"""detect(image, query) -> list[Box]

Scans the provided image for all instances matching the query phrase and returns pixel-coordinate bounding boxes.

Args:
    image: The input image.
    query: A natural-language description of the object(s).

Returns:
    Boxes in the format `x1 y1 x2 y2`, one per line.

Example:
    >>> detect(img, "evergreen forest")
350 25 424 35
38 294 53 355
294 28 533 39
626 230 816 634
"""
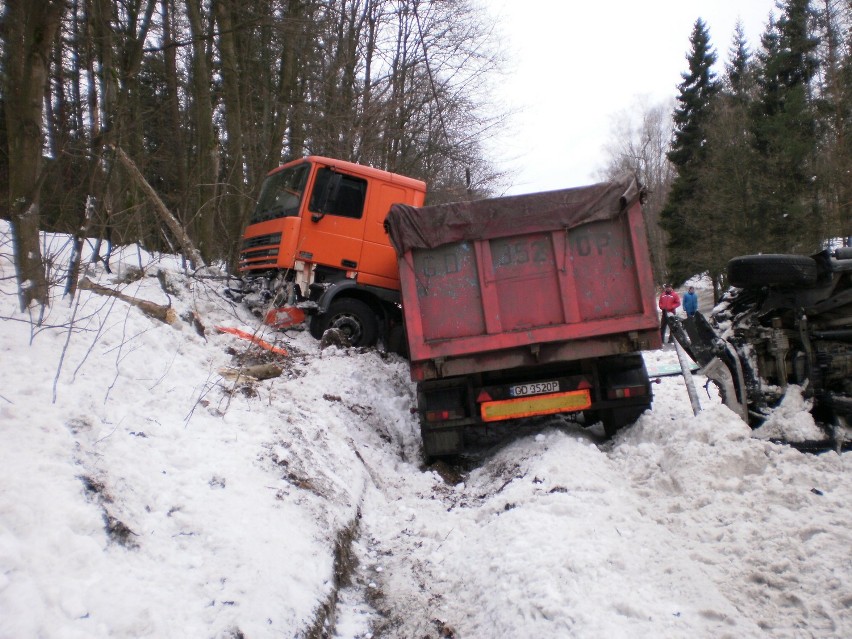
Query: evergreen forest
658 1 851 295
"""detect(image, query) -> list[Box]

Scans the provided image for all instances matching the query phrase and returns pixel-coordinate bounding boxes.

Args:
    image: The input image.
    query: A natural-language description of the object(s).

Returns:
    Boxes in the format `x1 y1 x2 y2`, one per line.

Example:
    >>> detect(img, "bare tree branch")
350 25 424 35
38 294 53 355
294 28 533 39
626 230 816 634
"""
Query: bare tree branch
111 146 206 270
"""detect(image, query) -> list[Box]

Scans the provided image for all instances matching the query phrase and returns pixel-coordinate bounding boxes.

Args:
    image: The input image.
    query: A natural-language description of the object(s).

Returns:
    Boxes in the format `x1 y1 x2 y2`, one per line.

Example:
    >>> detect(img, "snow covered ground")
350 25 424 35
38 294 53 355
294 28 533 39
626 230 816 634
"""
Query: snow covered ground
0 224 849 639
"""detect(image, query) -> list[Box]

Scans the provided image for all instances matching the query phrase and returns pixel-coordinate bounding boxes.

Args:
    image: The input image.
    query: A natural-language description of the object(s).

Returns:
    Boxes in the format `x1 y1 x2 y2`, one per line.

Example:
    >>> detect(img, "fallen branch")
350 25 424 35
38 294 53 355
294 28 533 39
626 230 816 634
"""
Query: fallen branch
78 277 179 326
111 145 206 269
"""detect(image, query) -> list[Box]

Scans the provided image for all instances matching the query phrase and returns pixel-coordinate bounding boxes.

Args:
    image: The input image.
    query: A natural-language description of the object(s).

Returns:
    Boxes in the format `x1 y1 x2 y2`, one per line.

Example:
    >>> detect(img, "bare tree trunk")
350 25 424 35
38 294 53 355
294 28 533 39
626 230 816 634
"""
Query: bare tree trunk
214 0 248 265
89 0 159 249
186 0 219 263
69 0 86 135
88 0 118 263
65 195 96 298
268 0 308 164
356 0 380 164
3 0 66 313
161 0 188 218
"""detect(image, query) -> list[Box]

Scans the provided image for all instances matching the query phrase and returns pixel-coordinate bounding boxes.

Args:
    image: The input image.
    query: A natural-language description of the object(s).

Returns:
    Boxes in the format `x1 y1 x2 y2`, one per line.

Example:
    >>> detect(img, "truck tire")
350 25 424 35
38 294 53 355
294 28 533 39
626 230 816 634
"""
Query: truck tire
315 298 379 347
727 254 818 288
598 357 651 437
601 405 649 438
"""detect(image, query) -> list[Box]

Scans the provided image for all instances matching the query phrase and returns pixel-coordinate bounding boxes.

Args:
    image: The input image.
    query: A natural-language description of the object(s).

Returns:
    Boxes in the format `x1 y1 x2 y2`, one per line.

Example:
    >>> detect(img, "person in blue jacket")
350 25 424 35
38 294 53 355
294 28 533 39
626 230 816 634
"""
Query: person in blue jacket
683 286 698 318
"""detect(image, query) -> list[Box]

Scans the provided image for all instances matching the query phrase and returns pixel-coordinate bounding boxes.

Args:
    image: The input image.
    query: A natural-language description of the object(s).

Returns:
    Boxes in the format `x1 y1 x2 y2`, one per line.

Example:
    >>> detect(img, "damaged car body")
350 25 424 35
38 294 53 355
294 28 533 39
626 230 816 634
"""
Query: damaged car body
669 248 852 451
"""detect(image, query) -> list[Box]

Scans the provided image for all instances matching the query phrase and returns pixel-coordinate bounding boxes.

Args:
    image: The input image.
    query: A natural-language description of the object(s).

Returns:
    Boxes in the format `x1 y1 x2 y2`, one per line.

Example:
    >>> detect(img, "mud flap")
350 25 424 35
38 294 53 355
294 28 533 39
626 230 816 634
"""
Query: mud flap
421 425 464 460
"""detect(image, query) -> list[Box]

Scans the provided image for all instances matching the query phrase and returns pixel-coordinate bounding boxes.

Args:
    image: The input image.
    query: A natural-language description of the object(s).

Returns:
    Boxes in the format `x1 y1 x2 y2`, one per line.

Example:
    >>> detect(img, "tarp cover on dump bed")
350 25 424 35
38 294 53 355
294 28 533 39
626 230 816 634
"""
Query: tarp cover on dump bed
385 173 641 255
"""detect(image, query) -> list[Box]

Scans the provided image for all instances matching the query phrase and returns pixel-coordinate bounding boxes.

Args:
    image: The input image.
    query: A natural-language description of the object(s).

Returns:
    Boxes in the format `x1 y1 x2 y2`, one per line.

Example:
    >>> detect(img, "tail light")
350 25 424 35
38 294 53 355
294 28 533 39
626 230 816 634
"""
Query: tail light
424 409 465 422
607 385 649 399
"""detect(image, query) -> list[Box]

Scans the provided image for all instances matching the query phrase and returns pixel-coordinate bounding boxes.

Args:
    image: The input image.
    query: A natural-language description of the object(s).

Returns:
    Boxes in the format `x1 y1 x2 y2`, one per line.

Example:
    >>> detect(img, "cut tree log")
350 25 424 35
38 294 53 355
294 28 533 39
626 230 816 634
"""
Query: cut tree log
219 364 283 382
78 277 179 326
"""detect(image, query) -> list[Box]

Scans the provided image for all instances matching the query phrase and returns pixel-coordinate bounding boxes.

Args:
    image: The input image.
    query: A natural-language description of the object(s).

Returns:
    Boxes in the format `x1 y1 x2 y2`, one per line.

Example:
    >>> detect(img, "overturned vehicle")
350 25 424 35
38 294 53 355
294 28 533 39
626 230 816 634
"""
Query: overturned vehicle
669 248 852 451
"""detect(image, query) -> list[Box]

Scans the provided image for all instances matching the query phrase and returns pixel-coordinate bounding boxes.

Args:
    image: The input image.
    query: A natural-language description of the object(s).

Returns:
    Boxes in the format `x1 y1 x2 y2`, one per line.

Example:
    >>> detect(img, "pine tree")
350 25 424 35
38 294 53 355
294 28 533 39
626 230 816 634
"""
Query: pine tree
700 23 760 297
668 20 720 168
660 18 720 285
751 0 821 253
726 22 754 100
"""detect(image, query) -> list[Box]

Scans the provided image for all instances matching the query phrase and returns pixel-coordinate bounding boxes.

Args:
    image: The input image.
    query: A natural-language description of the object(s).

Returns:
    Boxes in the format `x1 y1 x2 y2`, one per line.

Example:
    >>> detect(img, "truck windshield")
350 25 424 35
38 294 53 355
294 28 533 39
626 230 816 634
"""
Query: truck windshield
251 163 310 224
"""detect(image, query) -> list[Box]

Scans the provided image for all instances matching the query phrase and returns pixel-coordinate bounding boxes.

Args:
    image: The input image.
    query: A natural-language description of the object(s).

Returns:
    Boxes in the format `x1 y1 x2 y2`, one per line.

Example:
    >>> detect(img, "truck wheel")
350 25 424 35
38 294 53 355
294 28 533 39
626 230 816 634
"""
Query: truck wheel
601 405 649 438
317 298 379 347
727 254 818 288
582 410 600 427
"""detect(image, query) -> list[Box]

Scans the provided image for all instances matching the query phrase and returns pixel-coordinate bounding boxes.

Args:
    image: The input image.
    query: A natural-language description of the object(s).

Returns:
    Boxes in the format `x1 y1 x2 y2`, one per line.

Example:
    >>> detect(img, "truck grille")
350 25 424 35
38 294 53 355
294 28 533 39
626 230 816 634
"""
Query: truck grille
241 248 279 260
242 233 282 251
240 234 282 271
239 246 279 270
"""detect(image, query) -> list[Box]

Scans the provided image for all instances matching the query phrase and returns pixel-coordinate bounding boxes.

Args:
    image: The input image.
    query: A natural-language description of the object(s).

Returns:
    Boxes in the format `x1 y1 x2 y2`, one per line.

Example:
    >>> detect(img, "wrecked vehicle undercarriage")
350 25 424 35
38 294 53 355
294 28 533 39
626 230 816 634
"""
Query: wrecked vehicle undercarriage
669 248 852 451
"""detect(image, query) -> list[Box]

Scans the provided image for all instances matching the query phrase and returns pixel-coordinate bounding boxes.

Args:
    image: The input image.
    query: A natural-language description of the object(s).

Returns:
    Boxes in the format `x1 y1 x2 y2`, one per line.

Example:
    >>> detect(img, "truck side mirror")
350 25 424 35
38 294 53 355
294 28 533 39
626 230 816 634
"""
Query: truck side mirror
311 212 324 223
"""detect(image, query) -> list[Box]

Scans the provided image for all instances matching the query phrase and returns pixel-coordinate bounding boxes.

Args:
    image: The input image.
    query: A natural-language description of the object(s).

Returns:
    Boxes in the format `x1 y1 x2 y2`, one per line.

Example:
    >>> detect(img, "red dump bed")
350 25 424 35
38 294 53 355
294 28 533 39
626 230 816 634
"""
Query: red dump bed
386 174 661 381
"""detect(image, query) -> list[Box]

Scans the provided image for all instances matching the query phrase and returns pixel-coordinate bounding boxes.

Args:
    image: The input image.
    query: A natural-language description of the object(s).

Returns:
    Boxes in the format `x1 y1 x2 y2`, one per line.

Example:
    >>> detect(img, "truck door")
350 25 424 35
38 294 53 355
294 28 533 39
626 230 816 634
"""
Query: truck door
299 167 368 271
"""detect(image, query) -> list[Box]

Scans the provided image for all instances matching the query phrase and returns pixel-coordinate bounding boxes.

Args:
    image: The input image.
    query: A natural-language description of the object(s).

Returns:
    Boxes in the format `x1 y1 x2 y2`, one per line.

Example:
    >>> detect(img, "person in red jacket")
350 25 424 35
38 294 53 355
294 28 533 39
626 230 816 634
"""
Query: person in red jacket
658 284 681 344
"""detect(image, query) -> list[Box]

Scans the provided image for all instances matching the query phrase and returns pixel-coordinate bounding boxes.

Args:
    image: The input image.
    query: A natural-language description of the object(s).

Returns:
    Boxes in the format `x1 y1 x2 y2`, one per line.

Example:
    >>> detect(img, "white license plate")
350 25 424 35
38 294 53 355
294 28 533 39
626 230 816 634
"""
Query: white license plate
509 380 560 397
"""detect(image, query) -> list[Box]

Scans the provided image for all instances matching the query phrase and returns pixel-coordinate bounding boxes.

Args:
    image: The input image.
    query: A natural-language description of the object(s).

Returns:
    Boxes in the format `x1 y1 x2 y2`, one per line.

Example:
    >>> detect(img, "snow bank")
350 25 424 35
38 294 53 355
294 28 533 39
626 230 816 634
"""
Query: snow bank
1 222 849 638
0 226 369 637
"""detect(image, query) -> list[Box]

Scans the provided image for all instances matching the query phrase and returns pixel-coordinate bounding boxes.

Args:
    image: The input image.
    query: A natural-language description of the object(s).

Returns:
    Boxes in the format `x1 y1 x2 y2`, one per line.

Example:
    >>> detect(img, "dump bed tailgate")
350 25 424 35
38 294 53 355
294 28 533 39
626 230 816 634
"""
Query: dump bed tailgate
386 175 661 381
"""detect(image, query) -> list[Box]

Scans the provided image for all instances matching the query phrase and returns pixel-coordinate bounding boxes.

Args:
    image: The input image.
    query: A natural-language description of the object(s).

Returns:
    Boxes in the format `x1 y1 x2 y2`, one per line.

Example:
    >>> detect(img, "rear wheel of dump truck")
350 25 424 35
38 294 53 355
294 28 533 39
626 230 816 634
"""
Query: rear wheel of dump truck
314 298 379 347
600 405 649 438
596 356 652 438
728 254 818 288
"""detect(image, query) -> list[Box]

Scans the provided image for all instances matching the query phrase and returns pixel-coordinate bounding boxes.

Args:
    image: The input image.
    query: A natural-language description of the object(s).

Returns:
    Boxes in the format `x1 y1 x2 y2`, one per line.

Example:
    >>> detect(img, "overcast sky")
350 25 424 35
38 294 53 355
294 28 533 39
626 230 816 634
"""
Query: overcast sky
482 0 780 194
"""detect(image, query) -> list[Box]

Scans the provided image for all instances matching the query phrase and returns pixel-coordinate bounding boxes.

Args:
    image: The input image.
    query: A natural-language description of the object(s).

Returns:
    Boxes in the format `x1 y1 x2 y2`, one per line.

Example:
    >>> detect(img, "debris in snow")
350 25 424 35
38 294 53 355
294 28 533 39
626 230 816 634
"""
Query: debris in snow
79 276 179 325
215 325 288 355
319 327 352 351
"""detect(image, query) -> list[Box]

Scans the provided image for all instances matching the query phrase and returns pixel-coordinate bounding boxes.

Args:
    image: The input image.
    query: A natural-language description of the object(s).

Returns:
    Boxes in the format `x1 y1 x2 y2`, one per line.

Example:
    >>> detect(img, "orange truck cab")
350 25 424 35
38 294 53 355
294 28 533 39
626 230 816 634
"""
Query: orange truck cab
239 156 427 346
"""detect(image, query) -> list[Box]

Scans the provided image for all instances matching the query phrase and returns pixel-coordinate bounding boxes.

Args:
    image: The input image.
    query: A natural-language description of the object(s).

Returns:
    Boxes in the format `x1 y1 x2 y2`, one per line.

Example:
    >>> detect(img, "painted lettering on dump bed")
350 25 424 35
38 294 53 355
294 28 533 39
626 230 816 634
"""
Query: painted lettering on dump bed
572 230 612 257
568 220 641 318
489 233 562 329
412 242 485 340
492 237 551 267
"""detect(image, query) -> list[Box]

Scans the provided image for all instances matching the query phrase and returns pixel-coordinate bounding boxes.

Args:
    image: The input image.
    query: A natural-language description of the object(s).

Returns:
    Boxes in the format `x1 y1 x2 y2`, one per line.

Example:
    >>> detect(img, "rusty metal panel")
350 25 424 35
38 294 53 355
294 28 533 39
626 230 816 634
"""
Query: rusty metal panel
488 233 564 330
400 195 661 378
411 241 485 341
567 218 642 321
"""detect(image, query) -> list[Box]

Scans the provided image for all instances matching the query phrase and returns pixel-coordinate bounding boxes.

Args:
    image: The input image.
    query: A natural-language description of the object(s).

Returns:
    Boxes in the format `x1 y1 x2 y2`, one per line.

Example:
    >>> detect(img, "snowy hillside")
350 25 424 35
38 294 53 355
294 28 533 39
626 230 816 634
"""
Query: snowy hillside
0 224 849 639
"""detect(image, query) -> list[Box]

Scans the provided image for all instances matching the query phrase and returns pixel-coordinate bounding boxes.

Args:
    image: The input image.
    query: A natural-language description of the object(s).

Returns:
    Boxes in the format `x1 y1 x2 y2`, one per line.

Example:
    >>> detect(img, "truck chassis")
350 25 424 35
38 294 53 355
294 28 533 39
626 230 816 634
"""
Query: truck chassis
669 248 852 451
